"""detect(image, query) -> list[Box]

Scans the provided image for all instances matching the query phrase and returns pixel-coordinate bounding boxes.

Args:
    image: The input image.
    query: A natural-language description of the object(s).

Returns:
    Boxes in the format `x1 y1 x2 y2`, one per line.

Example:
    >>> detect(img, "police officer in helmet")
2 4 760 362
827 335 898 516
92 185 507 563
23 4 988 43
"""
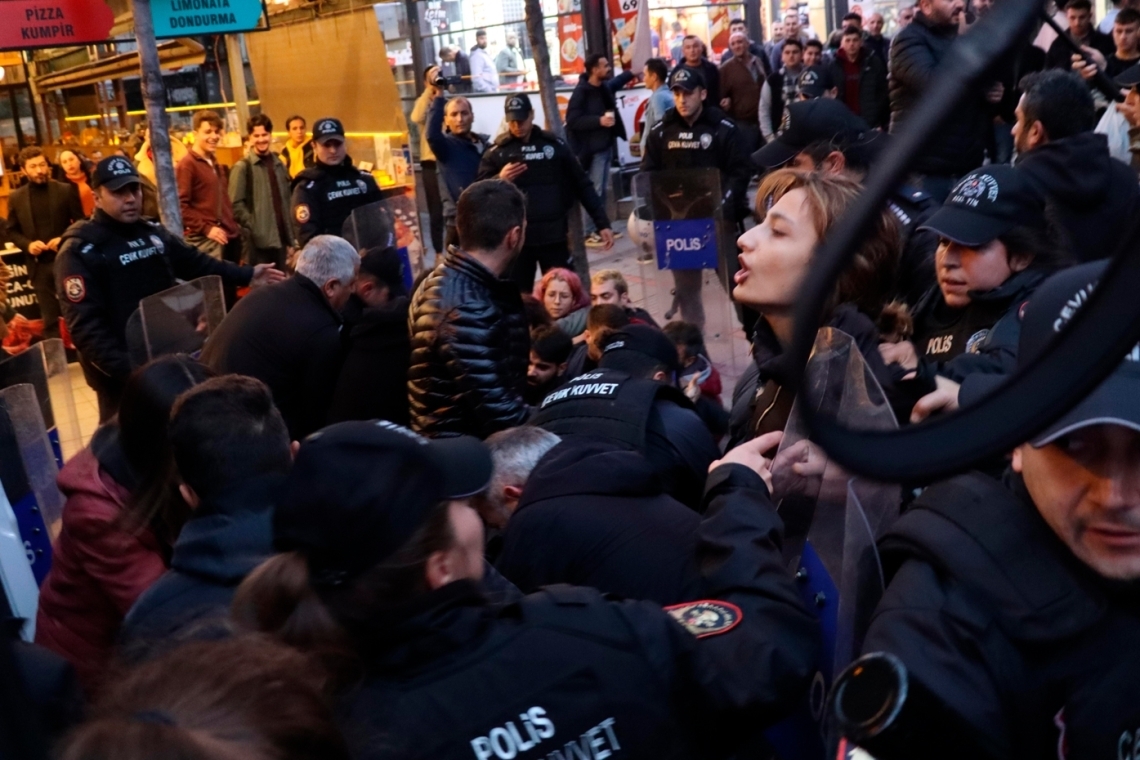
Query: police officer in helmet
640 67 753 331
290 117 384 246
863 260 1140 758
477 93 614 292
533 324 720 509
241 419 818 760
54 156 285 420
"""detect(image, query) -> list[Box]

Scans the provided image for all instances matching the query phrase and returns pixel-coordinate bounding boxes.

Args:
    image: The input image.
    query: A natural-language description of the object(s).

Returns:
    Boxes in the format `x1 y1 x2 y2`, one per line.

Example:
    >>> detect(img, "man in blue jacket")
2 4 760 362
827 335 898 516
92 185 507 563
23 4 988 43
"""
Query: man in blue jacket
426 92 491 251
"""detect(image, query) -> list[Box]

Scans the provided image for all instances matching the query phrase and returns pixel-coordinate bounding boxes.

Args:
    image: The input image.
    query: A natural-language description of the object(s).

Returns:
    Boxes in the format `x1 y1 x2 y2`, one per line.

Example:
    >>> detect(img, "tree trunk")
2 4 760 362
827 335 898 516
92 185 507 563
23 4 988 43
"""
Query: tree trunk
131 0 182 232
523 0 589 281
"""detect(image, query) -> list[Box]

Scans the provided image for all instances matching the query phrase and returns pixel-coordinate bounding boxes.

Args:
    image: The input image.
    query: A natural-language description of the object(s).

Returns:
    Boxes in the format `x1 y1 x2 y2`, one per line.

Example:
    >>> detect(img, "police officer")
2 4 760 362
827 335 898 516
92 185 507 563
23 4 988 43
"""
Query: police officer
640 68 752 330
477 93 614 292
252 420 818 760
533 324 720 510
291 117 384 246
750 98 939 305
863 261 1140 758
55 156 284 420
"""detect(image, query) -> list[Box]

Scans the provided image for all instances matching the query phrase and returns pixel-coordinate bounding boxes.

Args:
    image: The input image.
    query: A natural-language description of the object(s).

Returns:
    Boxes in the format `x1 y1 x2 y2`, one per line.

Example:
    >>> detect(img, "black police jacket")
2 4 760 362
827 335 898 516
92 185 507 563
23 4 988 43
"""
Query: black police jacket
338 464 819 760
887 184 939 306
531 368 720 510
200 274 345 440
408 249 530 438
496 437 702 604
864 471 1140 758
54 209 251 381
290 159 384 246
329 295 412 427
640 105 753 223
476 127 610 247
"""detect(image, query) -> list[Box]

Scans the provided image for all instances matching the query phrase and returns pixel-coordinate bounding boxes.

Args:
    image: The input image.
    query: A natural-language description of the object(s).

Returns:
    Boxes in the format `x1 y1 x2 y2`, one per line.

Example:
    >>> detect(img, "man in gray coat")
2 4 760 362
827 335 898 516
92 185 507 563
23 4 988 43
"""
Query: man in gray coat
229 114 297 270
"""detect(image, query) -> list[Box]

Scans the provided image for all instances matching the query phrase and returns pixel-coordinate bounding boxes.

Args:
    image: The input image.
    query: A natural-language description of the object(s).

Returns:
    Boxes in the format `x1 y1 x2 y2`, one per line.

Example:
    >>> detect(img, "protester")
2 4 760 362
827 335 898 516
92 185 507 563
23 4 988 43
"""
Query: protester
408 180 531 438
56 156 283 420
290 117 384 246
562 302 631 377
1013 69 1140 263
664 319 729 439
477 94 613 291
468 29 498 92
1047 0 1114 70
728 169 900 448
889 0 1001 200
5 146 84 339
566 54 634 247
525 325 573 404
233 420 818 759
495 31 526 86
229 114 296 271
426 89 492 251
410 71 446 256
521 292 554 335
329 247 412 426
177 110 241 262
57 149 95 217
590 268 657 325
879 165 1070 424
826 25 890 129
120 375 292 658
641 58 676 137
202 235 355 440
863 260 1140 759
533 267 590 338
719 32 766 151
865 12 891 63
477 426 562 546
58 637 350 760
35 357 213 694
280 115 314 179
760 37 805 141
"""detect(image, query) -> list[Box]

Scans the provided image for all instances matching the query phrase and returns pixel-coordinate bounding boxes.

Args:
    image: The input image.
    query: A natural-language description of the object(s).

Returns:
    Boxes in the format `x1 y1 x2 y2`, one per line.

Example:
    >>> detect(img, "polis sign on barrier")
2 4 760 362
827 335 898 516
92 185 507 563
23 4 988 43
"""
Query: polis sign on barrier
151 0 265 39
0 0 115 50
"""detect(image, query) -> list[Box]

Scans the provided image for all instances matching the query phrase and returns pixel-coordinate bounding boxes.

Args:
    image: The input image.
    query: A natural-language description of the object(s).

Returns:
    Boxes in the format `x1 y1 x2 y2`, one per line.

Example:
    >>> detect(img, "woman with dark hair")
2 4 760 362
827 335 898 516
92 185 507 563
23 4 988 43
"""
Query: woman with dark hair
56 149 95 217
533 267 591 338
35 355 214 694
727 168 902 448
58 636 351 760
878 165 1070 423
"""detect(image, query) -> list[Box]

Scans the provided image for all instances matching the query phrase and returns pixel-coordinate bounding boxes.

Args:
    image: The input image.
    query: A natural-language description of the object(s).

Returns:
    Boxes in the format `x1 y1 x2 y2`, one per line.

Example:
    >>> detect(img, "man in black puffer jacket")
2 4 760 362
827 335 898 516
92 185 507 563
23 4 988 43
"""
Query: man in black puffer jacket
889 0 999 199
1013 69 1140 263
408 180 531 438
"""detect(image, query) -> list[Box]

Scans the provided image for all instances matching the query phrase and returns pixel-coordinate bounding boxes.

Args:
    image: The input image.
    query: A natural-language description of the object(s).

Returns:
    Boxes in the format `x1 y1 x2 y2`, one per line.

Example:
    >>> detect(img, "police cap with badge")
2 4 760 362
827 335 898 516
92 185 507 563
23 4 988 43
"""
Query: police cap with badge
668 67 706 92
312 117 346 145
504 93 533 121
917 165 1046 248
796 65 835 100
91 155 141 190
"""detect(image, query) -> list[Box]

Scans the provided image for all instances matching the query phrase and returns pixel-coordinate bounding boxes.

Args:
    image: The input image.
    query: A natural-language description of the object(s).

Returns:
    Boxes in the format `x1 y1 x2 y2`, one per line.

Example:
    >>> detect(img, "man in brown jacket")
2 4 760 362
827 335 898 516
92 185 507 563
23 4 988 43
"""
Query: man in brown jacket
719 31 765 152
177 110 242 262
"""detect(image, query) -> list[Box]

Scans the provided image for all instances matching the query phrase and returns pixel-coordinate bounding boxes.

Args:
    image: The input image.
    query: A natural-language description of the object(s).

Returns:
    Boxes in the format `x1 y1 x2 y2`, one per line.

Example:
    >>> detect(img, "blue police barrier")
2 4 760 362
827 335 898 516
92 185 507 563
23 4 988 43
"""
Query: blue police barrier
0 384 65 592
0 340 81 469
763 328 900 760
124 275 227 367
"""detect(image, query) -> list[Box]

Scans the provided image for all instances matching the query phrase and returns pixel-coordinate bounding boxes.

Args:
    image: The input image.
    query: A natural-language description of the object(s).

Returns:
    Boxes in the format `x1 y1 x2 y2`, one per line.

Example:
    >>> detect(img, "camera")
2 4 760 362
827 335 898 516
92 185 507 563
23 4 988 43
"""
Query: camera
433 74 460 88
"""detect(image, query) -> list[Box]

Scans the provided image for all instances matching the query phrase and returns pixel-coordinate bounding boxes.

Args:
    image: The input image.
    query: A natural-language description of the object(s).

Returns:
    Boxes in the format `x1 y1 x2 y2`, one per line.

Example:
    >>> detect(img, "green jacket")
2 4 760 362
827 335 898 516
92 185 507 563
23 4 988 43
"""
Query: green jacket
228 149 297 250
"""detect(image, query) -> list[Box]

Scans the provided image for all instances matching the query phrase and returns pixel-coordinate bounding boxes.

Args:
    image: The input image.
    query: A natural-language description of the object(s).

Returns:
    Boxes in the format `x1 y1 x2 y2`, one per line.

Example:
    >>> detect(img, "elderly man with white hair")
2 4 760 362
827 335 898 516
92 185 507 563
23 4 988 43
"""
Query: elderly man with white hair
202 234 360 438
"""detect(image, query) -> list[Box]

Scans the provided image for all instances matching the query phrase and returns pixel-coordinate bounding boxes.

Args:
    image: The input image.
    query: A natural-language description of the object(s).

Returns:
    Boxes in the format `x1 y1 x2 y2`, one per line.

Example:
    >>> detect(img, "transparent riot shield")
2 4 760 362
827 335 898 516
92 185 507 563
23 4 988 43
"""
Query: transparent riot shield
764 328 901 760
0 384 65 595
630 169 747 376
0 339 81 469
124 276 226 367
342 199 420 293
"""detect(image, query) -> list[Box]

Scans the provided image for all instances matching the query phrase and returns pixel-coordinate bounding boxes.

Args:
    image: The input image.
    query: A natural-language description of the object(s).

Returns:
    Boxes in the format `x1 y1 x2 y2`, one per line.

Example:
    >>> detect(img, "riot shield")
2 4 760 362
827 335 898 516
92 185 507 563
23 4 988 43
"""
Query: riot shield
0 340 81 469
0 384 65 594
124 276 227 367
341 198 421 292
630 169 747 375
764 328 900 760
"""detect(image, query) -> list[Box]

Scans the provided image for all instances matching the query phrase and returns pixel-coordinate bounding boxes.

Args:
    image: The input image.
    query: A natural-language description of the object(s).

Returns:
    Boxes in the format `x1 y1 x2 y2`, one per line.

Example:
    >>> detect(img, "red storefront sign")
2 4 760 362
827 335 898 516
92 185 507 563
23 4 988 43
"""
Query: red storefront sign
0 0 115 51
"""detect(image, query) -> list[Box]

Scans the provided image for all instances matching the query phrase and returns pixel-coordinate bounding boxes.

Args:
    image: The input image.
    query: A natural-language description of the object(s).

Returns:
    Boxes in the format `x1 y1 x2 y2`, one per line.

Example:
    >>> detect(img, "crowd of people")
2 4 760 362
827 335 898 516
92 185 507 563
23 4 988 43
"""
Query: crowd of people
4 0 1140 758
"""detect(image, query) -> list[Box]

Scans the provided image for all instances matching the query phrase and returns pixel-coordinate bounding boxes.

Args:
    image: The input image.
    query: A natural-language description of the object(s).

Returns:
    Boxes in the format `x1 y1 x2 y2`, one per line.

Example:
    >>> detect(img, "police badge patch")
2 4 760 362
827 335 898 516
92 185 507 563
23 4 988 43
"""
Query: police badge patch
543 144 555 159
699 133 713 150
664 600 742 638
295 204 311 223
150 235 164 253
64 275 86 303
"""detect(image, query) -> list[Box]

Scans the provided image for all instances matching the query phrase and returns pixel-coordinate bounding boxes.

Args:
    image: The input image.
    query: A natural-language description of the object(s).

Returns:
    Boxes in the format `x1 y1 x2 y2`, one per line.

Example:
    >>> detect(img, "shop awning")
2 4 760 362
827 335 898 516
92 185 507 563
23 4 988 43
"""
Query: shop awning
33 38 206 90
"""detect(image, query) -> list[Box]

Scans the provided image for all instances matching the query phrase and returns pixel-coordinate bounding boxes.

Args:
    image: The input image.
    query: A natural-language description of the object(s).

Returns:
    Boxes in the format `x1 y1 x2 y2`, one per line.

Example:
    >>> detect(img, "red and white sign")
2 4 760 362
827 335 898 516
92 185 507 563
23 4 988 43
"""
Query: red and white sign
0 0 115 50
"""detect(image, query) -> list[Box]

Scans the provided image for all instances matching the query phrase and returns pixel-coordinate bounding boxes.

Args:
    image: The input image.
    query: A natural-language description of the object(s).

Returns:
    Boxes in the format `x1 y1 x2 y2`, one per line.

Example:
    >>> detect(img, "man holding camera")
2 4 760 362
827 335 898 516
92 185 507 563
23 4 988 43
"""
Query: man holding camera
425 67 492 251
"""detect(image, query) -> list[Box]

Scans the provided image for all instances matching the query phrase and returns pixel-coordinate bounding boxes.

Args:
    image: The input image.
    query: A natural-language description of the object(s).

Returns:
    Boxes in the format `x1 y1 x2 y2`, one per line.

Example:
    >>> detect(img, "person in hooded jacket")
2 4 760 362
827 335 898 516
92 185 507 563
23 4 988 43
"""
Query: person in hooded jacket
35 357 213 695
1013 69 1140 263
329 247 412 426
120 376 292 662
727 169 901 451
878 165 1071 425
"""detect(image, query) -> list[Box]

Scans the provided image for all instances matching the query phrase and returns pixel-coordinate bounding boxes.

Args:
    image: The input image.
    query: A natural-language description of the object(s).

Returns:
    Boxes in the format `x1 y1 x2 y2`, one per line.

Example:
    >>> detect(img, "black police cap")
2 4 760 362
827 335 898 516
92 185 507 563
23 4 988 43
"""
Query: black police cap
91 156 141 191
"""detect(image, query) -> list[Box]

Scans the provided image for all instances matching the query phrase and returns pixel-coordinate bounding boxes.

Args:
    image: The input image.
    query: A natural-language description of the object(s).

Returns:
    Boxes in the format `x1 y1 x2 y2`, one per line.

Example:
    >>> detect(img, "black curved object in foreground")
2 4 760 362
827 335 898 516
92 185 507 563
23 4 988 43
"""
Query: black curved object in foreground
787 0 1140 481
